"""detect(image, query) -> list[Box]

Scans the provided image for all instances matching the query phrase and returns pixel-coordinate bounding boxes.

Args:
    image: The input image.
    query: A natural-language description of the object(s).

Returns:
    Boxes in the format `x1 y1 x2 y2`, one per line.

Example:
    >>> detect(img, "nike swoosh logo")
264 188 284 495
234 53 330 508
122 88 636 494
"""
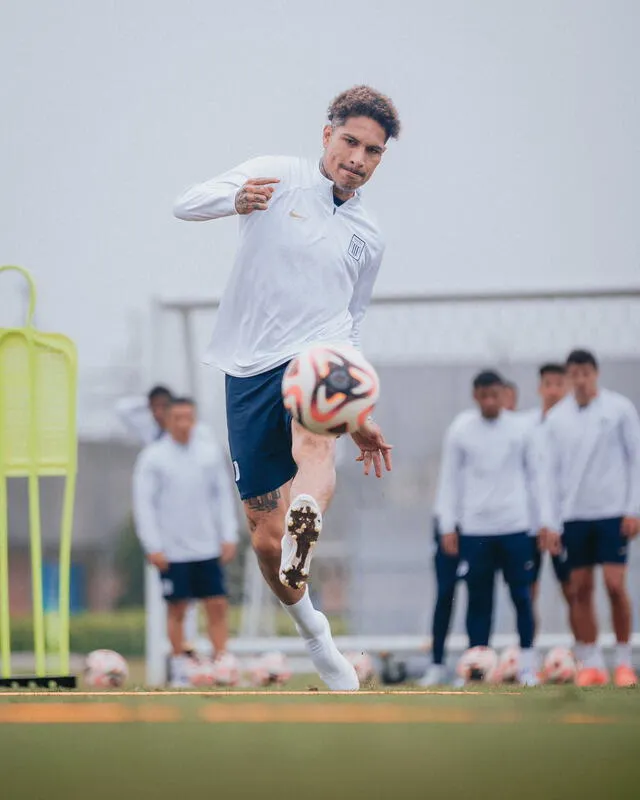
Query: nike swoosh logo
289 210 307 220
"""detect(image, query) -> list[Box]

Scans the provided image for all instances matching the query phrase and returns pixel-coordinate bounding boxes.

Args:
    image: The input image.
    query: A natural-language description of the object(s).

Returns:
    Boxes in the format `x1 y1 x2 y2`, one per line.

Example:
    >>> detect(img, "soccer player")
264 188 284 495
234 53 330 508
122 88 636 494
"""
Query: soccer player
503 380 518 412
133 398 238 687
173 86 399 691
116 385 173 444
520 364 578 637
543 350 640 687
437 371 557 685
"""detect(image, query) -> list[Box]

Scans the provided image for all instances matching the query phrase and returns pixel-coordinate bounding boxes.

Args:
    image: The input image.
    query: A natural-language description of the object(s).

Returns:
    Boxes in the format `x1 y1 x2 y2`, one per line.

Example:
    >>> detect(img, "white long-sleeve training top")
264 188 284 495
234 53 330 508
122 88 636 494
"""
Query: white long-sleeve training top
543 389 640 526
437 410 554 536
133 434 238 562
173 155 385 377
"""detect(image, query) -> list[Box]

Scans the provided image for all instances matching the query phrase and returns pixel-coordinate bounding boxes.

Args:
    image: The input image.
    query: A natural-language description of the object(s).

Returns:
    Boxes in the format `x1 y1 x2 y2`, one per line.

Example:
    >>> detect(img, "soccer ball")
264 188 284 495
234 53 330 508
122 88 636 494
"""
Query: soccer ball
249 651 292 687
281 342 380 435
211 652 240 687
542 647 577 684
345 651 376 683
456 646 499 684
84 649 128 688
496 646 521 683
185 657 216 687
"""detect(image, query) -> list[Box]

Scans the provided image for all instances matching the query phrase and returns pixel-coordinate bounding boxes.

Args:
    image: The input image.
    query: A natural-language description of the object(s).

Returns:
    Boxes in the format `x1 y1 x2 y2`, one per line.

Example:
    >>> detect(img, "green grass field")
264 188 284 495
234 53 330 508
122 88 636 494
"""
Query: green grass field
1 681 639 799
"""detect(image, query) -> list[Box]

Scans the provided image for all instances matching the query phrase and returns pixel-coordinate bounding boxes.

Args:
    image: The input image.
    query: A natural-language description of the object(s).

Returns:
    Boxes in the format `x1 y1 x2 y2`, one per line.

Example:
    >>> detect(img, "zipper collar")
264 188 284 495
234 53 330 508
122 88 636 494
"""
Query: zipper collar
315 158 362 211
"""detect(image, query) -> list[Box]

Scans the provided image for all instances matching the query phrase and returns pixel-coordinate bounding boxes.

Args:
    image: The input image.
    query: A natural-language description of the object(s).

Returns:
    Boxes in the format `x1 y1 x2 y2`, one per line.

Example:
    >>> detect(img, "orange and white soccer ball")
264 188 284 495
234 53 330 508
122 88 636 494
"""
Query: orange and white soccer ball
345 651 376 683
456 646 499 684
249 651 292 687
542 647 577 684
186 657 216 687
281 342 380 436
211 652 240 687
496 646 521 683
84 649 129 688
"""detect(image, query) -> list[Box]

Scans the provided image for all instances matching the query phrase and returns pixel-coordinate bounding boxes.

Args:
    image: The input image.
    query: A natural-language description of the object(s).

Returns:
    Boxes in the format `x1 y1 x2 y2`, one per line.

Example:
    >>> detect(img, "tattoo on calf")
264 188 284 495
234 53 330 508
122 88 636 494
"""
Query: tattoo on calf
247 490 281 512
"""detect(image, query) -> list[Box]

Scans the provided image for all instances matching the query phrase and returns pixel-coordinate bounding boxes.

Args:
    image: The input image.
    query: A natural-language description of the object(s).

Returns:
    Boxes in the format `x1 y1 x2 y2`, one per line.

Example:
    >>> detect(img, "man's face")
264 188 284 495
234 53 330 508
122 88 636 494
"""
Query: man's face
539 372 567 409
166 403 195 444
474 385 503 419
149 395 171 429
567 363 599 403
322 116 387 195
502 385 517 411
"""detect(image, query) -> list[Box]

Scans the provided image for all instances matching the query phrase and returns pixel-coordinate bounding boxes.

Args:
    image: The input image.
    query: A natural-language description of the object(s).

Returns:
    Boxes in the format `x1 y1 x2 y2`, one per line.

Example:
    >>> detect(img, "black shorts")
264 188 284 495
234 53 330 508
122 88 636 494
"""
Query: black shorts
562 517 627 569
161 558 226 603
225 362 297 500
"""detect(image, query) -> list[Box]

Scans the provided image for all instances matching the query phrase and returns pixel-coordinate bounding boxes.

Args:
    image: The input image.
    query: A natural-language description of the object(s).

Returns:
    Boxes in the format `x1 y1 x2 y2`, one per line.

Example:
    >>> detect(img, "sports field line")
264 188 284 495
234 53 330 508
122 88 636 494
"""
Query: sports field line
0 703 629 725
0 689 521 698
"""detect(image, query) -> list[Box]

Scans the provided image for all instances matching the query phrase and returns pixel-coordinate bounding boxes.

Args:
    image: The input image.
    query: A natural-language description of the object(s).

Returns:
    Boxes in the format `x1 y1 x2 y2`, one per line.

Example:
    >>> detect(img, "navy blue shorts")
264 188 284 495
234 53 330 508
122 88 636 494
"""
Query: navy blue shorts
562 517 627 569
225 362 297 500
532 547 571 584
433 519 460 593
459 532 536 586
161 558 226 603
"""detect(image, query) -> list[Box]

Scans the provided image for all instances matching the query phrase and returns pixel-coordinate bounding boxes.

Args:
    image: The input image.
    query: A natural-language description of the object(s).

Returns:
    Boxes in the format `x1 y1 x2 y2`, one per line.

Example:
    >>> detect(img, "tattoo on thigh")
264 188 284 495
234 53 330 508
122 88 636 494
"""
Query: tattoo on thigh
247 490 281 512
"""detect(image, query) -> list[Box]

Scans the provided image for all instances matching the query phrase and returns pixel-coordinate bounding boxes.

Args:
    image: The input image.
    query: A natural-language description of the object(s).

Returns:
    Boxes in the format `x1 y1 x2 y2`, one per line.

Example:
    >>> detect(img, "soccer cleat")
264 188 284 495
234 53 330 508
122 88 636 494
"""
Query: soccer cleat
417 664 448 687
280 494 322 589
575 667 609 687
518 669 540 687
613 665 638 688
301 613 359 691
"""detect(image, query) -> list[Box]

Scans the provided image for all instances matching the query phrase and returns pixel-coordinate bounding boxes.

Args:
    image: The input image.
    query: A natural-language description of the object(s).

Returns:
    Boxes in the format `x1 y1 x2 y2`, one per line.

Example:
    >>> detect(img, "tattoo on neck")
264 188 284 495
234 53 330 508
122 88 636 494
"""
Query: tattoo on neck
247 490 281 513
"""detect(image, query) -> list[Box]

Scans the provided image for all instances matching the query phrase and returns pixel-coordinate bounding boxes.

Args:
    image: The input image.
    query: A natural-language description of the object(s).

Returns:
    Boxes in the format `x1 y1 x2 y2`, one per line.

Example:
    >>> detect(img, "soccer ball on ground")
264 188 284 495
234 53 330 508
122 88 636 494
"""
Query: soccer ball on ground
84 649 129 688
496 646 520 683
249 651 292 687
541 647 577 684
345 651 376 683
185 656 216 687
456 646 499 684
211 652 240 687
281 342 380 436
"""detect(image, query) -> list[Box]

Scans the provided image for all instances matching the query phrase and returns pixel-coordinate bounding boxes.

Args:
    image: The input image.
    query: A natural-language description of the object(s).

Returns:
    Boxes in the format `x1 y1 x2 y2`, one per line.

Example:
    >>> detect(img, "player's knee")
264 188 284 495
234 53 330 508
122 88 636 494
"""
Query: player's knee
291 426 334 468
167 602 188 622
251 524 281 564
604 574 626 602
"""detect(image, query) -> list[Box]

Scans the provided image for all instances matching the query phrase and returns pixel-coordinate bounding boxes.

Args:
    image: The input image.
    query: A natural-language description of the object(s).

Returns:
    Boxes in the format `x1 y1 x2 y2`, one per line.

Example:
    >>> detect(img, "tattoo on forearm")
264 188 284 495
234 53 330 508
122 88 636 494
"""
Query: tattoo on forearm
247 490 281 512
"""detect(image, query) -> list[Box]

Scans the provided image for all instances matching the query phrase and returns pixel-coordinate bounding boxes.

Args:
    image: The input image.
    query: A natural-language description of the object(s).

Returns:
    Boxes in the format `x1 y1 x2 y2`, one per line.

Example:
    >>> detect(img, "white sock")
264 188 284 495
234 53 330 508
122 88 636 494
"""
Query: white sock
582 644 606 670
280 588 325 639
574 642 587 665
519 648 537 673
615 642 632 668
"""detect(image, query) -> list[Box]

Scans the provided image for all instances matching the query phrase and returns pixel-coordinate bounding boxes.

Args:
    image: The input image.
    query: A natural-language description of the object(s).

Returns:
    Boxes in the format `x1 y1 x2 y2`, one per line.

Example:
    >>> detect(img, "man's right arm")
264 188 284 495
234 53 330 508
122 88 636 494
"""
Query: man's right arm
173 156 285 221
437 424 462 554
132 449 166 568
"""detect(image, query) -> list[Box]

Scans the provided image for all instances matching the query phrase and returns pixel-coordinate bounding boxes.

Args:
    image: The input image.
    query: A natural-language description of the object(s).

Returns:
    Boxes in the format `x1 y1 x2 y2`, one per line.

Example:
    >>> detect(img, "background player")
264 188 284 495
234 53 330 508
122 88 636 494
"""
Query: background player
133 398 238 687
173 86 400 690
438 371 557 685
520 363 578 637
544 350 640 686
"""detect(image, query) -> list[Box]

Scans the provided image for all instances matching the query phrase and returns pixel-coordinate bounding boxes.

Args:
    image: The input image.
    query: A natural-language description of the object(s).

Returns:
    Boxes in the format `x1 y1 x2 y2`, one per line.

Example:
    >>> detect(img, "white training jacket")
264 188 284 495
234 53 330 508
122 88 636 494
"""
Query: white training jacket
437 410 554 536
173 155 385 377
133 433 238 562
543 389 640 526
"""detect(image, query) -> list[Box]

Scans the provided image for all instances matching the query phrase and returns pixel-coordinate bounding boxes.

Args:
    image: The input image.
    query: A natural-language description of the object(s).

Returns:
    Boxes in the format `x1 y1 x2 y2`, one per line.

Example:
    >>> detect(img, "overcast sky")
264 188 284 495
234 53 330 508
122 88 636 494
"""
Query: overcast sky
2 0 639 380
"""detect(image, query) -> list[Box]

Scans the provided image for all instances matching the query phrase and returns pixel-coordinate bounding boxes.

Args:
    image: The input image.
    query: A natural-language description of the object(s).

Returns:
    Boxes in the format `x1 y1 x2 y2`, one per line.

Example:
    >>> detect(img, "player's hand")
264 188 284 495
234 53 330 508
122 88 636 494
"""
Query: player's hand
234 177 280 214
148 552 169 572
441 532 459 556
351 418 393 478
221 543 237 564
538 528 562 555
621 516 640 539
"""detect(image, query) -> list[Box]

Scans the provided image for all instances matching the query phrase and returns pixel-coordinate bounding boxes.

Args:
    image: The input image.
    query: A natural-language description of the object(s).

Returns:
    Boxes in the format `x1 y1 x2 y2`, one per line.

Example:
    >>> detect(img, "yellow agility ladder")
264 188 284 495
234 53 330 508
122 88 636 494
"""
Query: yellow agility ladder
0 266 78 687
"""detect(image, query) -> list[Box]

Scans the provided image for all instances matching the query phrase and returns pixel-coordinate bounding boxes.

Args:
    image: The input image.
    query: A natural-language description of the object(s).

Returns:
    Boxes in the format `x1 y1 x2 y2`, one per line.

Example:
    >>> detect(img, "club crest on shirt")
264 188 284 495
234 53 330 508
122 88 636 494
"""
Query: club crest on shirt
348 234 365 261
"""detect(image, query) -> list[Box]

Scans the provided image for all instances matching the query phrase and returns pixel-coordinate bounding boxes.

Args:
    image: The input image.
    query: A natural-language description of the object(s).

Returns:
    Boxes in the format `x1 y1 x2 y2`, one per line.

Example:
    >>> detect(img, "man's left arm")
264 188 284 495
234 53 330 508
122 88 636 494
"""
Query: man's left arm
210 445 240 562
620 399 640 537
524 426 562 553
348 241 384 351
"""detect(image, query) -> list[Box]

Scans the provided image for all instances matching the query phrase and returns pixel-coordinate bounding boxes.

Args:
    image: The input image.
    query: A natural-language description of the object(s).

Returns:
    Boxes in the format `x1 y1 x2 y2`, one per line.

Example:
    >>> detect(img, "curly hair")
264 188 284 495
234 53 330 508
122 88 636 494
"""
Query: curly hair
327 85 401 141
